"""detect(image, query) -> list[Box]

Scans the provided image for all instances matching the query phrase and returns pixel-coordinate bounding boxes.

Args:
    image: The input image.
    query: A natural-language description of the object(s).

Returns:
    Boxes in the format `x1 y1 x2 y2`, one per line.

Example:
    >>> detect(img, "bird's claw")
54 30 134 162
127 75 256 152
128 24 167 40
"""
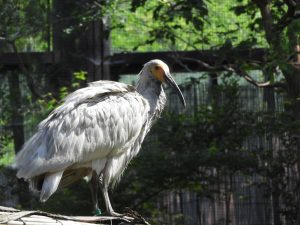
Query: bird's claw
109 211 125 217
106 208 150 224
123 208 151 225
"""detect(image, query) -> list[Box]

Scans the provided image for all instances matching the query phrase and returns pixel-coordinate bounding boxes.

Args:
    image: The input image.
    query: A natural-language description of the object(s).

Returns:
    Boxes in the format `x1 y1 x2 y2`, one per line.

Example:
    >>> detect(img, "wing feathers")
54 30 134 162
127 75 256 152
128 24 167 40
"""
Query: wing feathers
14 81 150 180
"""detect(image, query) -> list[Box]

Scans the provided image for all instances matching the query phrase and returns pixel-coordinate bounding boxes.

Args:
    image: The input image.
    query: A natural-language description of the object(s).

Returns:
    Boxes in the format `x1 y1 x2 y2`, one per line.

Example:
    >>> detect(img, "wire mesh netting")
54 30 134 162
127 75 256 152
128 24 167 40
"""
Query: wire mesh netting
118 72 291 225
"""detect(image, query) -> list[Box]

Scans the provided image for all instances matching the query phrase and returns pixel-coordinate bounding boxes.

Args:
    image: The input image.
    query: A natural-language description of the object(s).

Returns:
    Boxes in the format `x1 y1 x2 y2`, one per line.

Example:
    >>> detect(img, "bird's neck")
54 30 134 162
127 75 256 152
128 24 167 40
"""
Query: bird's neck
136 72 166 120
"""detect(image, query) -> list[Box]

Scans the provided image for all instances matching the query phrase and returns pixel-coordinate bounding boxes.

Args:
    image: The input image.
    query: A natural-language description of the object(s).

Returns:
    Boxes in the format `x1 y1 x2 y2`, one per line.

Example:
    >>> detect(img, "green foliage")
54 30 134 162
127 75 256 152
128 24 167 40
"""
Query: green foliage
0 74 15 165
108 0 267 52
58 71 88 99
0 141 14 166
26 70 88 123
72 71 87 88
0 69 87 167
0 68 90 211
0 0 49 51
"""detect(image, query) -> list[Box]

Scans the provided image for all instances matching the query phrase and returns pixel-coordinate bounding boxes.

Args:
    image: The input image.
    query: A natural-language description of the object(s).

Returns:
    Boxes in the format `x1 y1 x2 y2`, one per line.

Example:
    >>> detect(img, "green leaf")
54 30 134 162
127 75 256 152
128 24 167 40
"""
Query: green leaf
73 71 87 81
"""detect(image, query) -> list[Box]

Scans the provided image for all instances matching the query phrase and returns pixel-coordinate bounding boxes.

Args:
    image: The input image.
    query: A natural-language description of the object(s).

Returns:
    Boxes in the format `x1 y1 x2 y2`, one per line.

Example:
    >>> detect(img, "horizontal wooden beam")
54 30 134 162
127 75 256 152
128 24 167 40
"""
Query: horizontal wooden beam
0 205 149 225
109 48 266 77
0 52 60 67
0 48 266 79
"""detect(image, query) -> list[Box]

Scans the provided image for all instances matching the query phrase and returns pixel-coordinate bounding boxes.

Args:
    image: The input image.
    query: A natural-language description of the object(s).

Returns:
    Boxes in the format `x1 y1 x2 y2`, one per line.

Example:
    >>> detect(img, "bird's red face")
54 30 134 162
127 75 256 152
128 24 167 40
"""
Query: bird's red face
151 63 168 82
150 61 186 107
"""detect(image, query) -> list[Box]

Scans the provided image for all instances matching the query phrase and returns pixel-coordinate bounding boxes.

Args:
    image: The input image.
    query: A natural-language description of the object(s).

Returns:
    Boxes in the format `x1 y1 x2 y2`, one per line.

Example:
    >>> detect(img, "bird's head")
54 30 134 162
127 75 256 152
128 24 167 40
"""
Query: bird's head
144 59 186 107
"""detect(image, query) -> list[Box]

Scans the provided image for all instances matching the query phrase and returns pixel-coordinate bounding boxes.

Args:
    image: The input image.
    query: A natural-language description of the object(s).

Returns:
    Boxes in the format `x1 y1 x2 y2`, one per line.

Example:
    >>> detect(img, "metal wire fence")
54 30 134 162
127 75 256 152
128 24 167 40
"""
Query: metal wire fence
0 69 293 224
131 72 289 225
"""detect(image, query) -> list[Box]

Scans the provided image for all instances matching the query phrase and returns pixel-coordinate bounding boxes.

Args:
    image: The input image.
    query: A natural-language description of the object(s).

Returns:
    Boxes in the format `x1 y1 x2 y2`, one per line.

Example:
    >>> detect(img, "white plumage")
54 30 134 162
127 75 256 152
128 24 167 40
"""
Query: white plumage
14 59 185 216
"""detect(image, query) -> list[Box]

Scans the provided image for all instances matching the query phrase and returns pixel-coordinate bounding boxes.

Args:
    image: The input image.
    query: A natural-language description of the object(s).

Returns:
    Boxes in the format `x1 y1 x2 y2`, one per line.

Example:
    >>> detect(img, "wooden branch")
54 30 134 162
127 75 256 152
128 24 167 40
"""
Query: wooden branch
0 206 151 225
174 55 285 88
172 55 232 72
234 68 271 87
235 66 286 88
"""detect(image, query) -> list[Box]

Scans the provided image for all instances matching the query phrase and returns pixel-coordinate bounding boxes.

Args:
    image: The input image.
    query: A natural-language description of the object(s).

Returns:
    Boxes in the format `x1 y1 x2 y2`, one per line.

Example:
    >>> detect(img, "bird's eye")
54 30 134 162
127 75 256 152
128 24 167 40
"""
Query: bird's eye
155 66 160 70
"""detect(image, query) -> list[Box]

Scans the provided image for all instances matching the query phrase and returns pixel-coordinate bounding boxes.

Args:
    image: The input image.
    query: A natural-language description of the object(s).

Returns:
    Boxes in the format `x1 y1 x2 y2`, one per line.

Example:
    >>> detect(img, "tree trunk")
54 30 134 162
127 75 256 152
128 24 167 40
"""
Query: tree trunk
7 71 24 154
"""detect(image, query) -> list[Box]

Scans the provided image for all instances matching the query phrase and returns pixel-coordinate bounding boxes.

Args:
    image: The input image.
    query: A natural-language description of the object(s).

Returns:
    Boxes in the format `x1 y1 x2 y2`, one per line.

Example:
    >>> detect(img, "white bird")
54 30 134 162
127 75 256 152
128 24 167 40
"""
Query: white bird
14 59 186 216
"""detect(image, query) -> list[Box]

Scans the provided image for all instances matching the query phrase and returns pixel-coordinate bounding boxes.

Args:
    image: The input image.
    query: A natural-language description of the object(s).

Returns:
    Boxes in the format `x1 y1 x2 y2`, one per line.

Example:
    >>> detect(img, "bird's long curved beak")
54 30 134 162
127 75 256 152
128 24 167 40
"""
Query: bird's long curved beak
165 73 186 108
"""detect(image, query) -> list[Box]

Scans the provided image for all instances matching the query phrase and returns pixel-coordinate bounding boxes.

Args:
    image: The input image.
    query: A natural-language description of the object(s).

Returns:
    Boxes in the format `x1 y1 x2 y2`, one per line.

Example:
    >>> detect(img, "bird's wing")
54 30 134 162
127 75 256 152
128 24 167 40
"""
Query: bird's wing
14 81 150 179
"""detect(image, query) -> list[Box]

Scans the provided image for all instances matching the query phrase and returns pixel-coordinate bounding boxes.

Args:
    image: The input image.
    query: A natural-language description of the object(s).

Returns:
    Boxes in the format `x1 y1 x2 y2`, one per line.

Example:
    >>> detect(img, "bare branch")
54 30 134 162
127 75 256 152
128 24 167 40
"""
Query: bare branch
235 68 271 87
173 55 229 71
172 55 194 73
172 55 285 89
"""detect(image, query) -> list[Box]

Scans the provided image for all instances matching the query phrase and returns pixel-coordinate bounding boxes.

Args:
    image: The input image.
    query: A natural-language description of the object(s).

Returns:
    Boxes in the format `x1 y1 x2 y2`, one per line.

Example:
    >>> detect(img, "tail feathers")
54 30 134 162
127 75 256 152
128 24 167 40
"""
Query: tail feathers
58 168 91 190
40 171 64 202
29 175 45 192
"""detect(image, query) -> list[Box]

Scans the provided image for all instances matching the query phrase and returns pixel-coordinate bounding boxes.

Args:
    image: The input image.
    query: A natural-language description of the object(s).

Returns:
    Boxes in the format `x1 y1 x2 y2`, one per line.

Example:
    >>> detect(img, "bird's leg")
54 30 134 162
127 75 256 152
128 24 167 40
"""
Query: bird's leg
99 176 149 224
88 171 101 216
100 182 123 217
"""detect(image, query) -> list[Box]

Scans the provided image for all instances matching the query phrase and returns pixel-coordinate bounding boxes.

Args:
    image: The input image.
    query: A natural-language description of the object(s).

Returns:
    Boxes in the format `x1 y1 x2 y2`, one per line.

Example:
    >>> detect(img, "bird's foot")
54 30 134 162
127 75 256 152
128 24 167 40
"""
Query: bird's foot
108 210 124 217
105 208 150 224
93 208 102 216
123 207 151 225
